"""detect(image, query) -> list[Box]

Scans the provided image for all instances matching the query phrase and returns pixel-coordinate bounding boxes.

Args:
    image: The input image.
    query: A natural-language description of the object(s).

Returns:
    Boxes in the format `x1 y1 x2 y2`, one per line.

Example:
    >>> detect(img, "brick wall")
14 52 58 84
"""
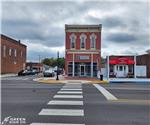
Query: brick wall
0 34 26 74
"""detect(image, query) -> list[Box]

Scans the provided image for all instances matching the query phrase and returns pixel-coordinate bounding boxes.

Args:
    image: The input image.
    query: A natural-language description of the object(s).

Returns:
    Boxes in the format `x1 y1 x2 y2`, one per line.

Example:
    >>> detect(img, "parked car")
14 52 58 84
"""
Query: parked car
18 69 36 76
18 70 26 76
43 69 55 77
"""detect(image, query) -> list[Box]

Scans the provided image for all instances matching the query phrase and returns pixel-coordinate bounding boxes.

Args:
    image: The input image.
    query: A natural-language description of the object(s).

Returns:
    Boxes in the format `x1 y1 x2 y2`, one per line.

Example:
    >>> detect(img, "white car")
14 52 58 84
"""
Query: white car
43 69 55 77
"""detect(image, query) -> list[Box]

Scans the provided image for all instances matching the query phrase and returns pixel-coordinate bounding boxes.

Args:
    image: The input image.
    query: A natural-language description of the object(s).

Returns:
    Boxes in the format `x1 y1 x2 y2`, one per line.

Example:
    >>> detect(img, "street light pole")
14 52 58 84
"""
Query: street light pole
56 51 59 80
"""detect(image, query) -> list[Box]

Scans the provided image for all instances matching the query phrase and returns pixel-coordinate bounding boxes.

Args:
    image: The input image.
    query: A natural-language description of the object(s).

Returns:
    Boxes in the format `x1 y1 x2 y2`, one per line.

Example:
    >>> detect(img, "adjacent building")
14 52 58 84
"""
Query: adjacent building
137 53 150 78
65 24 102 77
26 62 43 72
1 34 26 74
107 55 136 78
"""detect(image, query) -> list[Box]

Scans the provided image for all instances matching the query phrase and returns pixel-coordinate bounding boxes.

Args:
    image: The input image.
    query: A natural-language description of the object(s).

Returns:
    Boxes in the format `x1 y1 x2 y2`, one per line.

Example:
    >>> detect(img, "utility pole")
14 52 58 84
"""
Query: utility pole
38 55 41 73
56 51 59 80
38 55 41 64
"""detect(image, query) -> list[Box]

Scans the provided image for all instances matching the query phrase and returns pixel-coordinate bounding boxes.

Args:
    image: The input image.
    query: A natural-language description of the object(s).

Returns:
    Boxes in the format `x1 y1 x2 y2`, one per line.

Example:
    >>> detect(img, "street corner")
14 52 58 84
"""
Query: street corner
33 77 64 84
33 77 109 84
88 80 109 84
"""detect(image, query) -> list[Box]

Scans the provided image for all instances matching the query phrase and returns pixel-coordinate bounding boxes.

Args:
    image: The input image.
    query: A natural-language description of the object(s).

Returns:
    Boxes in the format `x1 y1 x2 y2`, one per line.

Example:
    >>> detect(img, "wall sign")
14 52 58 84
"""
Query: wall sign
77 55 90 60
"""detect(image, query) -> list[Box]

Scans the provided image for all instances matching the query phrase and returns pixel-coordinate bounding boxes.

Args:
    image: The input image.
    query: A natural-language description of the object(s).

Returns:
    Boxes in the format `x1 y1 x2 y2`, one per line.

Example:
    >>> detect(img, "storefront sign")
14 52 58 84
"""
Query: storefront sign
109 57 134 64
78 56 90 60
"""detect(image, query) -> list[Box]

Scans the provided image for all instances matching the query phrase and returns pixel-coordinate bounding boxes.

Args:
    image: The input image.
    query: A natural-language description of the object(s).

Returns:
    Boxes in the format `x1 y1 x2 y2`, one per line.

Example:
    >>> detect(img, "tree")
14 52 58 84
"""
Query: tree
42 57 65 68
42 58 51 66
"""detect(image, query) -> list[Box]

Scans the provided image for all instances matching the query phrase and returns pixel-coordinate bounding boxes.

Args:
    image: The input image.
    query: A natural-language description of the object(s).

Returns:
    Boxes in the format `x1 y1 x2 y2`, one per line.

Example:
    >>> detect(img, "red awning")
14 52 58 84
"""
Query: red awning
109 57 134 64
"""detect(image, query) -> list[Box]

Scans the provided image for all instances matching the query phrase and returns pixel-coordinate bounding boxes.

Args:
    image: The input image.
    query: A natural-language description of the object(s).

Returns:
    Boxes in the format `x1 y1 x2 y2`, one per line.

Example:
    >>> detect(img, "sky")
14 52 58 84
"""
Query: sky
1 0 150 62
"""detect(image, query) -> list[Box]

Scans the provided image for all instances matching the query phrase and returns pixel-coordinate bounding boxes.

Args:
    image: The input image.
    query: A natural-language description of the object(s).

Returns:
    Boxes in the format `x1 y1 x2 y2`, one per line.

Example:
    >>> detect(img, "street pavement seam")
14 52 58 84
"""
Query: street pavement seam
31 83 85 125
93 84 118 101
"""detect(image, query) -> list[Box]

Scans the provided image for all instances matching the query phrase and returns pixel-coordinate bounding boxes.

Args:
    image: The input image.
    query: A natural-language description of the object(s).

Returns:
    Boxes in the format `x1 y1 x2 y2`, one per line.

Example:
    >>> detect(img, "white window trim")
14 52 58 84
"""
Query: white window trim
90 33 96 49
70 33 76 49
80 33 87 49
14 49 17 57
3 45 6 57
9 48 12 56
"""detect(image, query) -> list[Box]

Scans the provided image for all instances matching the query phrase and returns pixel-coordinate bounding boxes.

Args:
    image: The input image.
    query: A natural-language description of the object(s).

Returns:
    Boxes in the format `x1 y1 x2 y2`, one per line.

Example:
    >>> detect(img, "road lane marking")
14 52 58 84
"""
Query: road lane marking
106 87 150 91
61 88 82 91
54 95 83 98
31 123 85 125
62 86 82 89
48 100 83 105
38 109 84 116
111 99 150 105
57 91 82 94
93 84 118 101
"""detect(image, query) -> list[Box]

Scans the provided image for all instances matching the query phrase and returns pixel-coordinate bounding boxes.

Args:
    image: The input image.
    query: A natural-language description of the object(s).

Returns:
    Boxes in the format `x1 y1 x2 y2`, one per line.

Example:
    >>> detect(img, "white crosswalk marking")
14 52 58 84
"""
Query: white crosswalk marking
48 100 83 105
31 123 85 125
31 83 85 125
54 95 83 98
57 91 82 94
39 109 84 116
61 88 82 91
93 84 118 100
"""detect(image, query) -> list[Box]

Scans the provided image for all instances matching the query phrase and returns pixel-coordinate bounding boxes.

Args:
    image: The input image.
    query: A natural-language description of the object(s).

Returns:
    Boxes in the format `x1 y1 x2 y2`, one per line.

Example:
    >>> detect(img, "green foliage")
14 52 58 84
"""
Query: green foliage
101 57 106 64
42 57 65 68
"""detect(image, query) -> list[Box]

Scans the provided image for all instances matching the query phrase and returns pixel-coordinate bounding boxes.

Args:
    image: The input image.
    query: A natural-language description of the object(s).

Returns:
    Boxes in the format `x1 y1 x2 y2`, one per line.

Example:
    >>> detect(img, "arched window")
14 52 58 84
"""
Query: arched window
70 33 76 49
90 33 96 49
80 33 87 49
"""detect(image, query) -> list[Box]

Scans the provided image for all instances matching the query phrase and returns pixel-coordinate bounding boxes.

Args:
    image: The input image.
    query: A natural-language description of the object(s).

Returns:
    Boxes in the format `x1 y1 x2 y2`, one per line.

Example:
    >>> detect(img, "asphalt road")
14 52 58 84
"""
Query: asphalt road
1 76 150 125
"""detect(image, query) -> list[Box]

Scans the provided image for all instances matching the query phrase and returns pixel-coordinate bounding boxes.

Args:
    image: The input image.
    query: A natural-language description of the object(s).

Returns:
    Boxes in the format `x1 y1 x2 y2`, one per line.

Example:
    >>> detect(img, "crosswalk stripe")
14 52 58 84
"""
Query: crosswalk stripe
62 86 82 89
30 123 85 125
63 84 82 86
57 91 82 94
93 84 118 101
38 109 84 116
54 95 83 98
48 100 83 105
61 88 82 91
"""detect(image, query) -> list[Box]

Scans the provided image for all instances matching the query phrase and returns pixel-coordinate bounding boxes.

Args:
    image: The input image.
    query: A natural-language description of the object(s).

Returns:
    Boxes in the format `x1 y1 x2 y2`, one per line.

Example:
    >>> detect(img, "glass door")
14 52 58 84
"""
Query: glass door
80 65 85 76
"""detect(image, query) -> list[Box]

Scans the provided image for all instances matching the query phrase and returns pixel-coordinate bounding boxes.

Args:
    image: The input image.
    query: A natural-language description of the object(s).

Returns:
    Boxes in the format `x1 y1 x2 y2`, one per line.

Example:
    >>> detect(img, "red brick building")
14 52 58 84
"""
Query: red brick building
1 34 26 74
65 24 102 77
26 62 43 72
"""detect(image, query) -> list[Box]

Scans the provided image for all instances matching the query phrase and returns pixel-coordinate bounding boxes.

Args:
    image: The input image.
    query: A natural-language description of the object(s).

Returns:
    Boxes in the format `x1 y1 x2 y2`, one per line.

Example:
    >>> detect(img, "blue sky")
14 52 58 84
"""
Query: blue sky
1 0 149 62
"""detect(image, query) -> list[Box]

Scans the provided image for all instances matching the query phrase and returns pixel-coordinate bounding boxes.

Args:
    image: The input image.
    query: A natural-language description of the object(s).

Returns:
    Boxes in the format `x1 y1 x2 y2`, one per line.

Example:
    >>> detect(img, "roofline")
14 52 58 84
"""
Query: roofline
65 24 102 30
1 34 27 47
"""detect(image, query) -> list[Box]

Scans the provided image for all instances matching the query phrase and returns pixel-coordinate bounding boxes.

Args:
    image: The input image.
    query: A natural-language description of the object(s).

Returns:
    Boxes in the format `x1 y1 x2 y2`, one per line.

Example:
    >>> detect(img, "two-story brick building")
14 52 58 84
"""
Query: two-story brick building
65 24 102 77
1 34 26 74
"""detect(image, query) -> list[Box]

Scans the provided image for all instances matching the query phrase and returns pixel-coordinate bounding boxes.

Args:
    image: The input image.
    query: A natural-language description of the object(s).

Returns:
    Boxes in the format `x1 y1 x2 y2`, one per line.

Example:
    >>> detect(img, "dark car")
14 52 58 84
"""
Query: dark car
18 70 36 76
18 70 26 76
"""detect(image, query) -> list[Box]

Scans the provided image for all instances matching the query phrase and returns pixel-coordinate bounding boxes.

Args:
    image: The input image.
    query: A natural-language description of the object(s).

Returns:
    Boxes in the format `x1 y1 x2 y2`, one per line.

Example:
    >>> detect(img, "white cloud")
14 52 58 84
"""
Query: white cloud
1 0 149 61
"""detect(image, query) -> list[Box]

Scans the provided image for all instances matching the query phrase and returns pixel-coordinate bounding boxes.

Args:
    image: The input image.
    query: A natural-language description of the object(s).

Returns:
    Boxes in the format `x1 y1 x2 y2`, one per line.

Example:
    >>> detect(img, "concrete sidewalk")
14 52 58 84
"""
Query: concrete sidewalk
0 73 17 78
109 78 150 83
33 75 108 84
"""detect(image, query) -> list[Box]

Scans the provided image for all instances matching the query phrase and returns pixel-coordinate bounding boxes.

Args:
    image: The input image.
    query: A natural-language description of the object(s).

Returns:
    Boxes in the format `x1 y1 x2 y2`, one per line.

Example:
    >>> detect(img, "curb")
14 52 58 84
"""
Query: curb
33 78 109 84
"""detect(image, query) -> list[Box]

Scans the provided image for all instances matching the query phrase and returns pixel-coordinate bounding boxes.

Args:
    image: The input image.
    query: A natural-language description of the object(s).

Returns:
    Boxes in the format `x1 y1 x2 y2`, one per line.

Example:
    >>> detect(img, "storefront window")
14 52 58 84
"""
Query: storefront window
128 65 133 73
68 62 73 76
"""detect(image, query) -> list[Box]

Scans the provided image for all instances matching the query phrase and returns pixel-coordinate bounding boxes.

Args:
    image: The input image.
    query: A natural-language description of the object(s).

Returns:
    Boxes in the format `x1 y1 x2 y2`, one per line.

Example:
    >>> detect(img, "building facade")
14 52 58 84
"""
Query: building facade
26 62 43 72
65 24 102 77
1 34 26 74
137 54 150 78
107 55 136 78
